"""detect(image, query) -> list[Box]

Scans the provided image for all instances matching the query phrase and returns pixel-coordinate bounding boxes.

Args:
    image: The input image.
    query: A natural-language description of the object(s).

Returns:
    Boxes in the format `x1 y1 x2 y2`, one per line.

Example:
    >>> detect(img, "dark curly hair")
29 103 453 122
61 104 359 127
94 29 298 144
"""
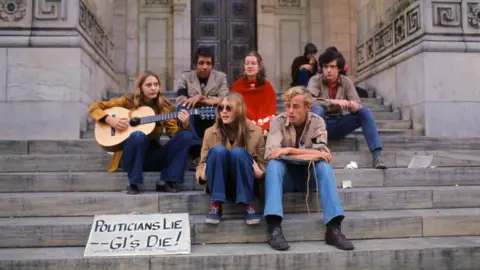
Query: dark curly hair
241 51 267 86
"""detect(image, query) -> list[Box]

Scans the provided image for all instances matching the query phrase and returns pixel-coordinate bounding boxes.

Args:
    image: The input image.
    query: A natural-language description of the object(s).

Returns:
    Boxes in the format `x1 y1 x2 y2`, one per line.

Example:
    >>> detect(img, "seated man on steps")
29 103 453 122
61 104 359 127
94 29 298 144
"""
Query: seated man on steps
307 49 386 169
176 46 230 169
263 86 354 251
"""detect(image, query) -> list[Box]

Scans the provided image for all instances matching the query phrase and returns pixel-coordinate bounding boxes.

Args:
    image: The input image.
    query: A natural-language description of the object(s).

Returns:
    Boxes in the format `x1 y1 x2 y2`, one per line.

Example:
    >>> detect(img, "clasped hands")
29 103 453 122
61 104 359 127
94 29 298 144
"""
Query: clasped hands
270 147 333 163
330 99 361 113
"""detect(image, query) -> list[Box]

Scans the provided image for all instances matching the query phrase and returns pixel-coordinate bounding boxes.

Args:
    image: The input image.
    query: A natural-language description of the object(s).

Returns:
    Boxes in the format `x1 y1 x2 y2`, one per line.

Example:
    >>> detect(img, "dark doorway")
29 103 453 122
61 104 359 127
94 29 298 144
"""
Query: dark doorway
192 0 257 85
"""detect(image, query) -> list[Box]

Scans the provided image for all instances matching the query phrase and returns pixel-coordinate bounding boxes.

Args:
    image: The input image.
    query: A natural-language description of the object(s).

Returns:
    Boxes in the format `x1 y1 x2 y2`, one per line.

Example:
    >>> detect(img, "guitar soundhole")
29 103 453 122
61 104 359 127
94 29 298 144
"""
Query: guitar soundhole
111 114 116 136
130 117 141 127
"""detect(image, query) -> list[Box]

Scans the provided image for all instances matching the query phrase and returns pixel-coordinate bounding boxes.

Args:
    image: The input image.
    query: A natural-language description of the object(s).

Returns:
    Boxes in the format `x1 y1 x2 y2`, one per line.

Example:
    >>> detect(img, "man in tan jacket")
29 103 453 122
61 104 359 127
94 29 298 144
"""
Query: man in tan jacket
263 86 354 252
307 49 386 169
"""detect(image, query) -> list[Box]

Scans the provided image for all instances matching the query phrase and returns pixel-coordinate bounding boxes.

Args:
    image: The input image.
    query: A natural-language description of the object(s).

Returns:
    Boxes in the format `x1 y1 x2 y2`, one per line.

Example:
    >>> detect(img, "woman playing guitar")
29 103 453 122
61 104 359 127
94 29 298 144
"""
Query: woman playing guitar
88 71 194 195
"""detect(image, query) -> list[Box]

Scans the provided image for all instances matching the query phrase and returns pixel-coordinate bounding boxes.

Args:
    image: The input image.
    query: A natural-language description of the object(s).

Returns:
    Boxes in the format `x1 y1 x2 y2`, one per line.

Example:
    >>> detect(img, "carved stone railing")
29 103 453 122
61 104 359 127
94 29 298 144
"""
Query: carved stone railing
356 0 480 75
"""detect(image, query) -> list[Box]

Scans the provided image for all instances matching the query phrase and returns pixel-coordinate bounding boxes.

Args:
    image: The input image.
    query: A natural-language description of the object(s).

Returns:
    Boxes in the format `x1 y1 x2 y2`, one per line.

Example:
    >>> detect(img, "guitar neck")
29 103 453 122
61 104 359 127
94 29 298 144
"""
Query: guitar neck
139 111 185 124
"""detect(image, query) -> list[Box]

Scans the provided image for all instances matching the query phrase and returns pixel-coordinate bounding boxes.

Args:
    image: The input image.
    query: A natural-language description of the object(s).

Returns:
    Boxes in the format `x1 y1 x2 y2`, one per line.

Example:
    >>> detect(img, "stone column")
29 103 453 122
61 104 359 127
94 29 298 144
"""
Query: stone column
0 0 119 140
171 0 191 92
257 0 279 91
126 0 139 92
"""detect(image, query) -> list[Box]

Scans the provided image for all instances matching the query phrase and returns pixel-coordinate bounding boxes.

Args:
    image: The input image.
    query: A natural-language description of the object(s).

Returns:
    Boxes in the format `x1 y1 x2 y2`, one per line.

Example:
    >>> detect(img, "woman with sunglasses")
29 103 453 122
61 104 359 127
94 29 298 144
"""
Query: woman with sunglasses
232 51 277 134
196 92 266 225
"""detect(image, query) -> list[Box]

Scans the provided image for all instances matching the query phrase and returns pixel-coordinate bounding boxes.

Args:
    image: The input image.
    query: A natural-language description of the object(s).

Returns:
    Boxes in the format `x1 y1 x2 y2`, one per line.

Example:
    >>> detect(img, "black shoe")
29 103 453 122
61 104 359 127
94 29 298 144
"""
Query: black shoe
373 156 387 169
325 226 354 250
156 182 179 193
268 226 290 251
126 185 139 195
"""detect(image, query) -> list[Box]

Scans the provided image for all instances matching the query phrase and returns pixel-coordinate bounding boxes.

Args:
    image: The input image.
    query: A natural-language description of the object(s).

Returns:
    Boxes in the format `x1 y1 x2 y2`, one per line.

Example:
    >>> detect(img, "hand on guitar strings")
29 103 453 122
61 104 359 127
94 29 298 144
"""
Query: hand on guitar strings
178 109 190 129
106 116 129 131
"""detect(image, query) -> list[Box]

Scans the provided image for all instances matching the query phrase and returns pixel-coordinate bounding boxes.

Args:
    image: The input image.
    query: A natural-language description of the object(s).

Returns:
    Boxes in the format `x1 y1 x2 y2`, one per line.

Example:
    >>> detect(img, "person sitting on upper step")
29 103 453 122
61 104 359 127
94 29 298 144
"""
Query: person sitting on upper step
88 71 195 195
196 92 266 225
231 51 277 135
307 49 386 169
175 46 229 140
263 86 354 251
290 43 319 87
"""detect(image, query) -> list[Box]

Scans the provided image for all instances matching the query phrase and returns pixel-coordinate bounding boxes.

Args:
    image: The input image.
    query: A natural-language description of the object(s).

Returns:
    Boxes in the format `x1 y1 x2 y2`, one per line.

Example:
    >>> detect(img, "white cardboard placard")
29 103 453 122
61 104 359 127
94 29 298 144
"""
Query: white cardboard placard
84 213 190 257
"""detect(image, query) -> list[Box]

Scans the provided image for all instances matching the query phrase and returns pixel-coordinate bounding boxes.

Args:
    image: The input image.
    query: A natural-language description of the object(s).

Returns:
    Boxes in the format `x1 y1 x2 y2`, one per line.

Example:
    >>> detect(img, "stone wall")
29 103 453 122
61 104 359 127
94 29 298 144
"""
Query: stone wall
355 0 480 136
0 0 119 139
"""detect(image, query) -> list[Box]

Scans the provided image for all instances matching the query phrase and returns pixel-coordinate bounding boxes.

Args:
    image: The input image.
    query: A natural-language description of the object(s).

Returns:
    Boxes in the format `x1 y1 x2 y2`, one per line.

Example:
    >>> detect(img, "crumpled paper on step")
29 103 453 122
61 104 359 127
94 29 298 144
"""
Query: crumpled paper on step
407 155 433 168
345 161 358 169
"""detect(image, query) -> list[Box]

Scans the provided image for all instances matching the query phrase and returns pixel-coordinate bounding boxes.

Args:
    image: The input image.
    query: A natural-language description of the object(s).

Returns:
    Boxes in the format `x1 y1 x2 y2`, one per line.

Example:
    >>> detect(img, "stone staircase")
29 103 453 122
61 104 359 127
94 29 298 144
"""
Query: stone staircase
0 91 479 269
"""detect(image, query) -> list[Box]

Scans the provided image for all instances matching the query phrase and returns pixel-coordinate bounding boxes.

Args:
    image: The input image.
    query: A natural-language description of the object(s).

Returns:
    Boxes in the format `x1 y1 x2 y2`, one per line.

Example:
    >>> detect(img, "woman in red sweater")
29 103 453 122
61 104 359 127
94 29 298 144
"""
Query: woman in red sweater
232 51 277 133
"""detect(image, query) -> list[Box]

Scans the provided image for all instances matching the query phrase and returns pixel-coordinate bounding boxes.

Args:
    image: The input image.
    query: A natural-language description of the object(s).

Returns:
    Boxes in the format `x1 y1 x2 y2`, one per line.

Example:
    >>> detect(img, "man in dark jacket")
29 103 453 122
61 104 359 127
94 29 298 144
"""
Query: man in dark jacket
290 43 318 87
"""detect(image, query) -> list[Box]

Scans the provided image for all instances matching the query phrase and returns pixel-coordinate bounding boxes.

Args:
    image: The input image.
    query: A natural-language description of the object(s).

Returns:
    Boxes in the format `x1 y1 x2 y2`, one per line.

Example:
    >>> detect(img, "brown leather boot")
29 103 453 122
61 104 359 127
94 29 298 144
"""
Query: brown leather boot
325 226 354 250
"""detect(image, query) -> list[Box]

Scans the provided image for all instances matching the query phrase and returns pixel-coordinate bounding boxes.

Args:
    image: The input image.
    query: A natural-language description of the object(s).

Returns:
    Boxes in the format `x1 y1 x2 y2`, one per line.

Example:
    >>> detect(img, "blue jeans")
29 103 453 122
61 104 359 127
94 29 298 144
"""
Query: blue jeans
263 159 344 224
296 68 310 87
176 104 215 142
120 130 194 185
206 146 255 204
311 106 382 151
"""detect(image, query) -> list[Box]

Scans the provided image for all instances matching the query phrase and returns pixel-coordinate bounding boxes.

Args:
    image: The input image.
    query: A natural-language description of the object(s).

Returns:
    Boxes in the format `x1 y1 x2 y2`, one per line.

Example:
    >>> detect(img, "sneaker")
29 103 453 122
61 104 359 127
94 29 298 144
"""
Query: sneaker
325 226 354 250
244 205 261 225
126 184 139 195
268 226 290 251
205 203 222 224
156 182 179 193
373 156 387 169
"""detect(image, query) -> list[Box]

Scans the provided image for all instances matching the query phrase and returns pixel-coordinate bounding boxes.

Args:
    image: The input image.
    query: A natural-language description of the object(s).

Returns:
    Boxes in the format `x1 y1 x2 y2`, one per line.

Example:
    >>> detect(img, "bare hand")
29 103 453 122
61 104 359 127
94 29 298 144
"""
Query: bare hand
106 116 129 131
349 101 361 112
316 151 333 163
182 95 204 109
178 109 190 128
331 99 350 109
201 98 220 106
300 64 312 71
253 160 264 179
270 148 292 159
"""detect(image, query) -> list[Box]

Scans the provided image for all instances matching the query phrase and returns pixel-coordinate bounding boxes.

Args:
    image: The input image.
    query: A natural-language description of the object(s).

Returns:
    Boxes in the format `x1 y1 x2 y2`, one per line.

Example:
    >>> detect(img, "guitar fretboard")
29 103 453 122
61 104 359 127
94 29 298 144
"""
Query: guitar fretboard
140 110 192 124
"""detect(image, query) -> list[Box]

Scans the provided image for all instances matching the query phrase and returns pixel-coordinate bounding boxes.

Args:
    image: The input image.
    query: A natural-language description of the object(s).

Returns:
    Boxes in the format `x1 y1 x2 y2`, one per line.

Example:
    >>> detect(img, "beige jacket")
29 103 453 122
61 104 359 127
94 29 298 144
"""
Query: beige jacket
196 121 266 182
307 74 360 116
264 112 330 160
175 69 229 105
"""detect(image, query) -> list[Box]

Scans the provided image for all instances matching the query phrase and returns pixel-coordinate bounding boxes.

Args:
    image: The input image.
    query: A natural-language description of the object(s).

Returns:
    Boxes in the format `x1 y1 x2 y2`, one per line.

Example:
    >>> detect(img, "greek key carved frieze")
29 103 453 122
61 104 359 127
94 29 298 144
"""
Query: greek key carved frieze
394 15 406 44
432 2 461 27
406 5 421 35
145 0 168 4
79 0 114 64
374 24 393 55
357 44 365 66
467 2 480 29
366 38 374 60
34 0 67 20
0 0 26 22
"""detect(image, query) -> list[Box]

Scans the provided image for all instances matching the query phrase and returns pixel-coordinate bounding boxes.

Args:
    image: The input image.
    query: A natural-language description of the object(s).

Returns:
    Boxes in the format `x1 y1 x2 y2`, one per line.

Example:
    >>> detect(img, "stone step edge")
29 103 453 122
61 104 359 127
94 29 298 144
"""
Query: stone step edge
0 208 477 247
0 236 478 269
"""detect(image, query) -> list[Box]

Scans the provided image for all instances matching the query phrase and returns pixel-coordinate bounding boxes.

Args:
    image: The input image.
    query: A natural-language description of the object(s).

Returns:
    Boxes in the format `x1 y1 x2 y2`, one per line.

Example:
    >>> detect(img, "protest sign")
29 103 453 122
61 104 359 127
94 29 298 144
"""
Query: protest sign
84 213 190 257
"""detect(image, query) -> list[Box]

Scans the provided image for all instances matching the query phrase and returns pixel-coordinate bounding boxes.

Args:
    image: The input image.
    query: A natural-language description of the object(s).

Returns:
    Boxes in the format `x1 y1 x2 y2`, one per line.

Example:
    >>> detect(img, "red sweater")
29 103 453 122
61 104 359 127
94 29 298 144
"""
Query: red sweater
231 78 277 131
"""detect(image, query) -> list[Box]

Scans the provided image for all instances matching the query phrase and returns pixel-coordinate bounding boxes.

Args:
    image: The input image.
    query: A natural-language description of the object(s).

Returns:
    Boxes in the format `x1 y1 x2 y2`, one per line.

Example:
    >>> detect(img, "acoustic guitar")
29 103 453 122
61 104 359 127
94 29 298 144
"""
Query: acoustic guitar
94 106 216 152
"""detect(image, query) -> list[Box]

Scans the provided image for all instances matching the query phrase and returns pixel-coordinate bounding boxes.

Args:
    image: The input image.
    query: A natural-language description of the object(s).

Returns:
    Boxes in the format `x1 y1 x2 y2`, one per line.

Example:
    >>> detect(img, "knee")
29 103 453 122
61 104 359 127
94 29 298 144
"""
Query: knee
298 68 309 74
176 130 195 142
266 159 285 174
315 161 332 171
127 131 148 145
357 107 373 118
208 146 228 158
230 147 249 158
311 106 326 118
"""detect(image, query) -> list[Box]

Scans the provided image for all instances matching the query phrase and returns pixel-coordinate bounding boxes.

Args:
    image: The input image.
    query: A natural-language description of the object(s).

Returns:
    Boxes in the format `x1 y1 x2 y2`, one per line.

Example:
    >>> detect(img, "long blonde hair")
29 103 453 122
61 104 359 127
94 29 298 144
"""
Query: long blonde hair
133 70 173 113
215 92 249 148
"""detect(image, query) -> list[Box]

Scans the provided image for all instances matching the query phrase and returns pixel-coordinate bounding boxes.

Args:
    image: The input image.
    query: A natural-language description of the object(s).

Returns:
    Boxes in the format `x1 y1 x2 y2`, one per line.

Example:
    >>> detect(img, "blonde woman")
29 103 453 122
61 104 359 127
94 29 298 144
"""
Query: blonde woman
88 71 194 195
196 92 266 225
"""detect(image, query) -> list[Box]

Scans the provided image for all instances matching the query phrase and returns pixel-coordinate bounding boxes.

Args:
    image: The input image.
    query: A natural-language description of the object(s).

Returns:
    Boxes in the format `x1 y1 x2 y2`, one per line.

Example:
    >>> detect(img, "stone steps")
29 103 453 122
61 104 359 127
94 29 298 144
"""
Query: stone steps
0 208 478 248
0 167 478 192
1 186 479 217
1 236 479 269
4 136 480 155
2 150 480 172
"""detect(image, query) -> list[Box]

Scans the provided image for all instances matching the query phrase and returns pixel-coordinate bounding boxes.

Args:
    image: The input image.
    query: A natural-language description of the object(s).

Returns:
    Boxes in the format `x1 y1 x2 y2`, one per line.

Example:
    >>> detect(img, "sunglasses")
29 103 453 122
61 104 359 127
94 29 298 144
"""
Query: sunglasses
217 105 232 112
